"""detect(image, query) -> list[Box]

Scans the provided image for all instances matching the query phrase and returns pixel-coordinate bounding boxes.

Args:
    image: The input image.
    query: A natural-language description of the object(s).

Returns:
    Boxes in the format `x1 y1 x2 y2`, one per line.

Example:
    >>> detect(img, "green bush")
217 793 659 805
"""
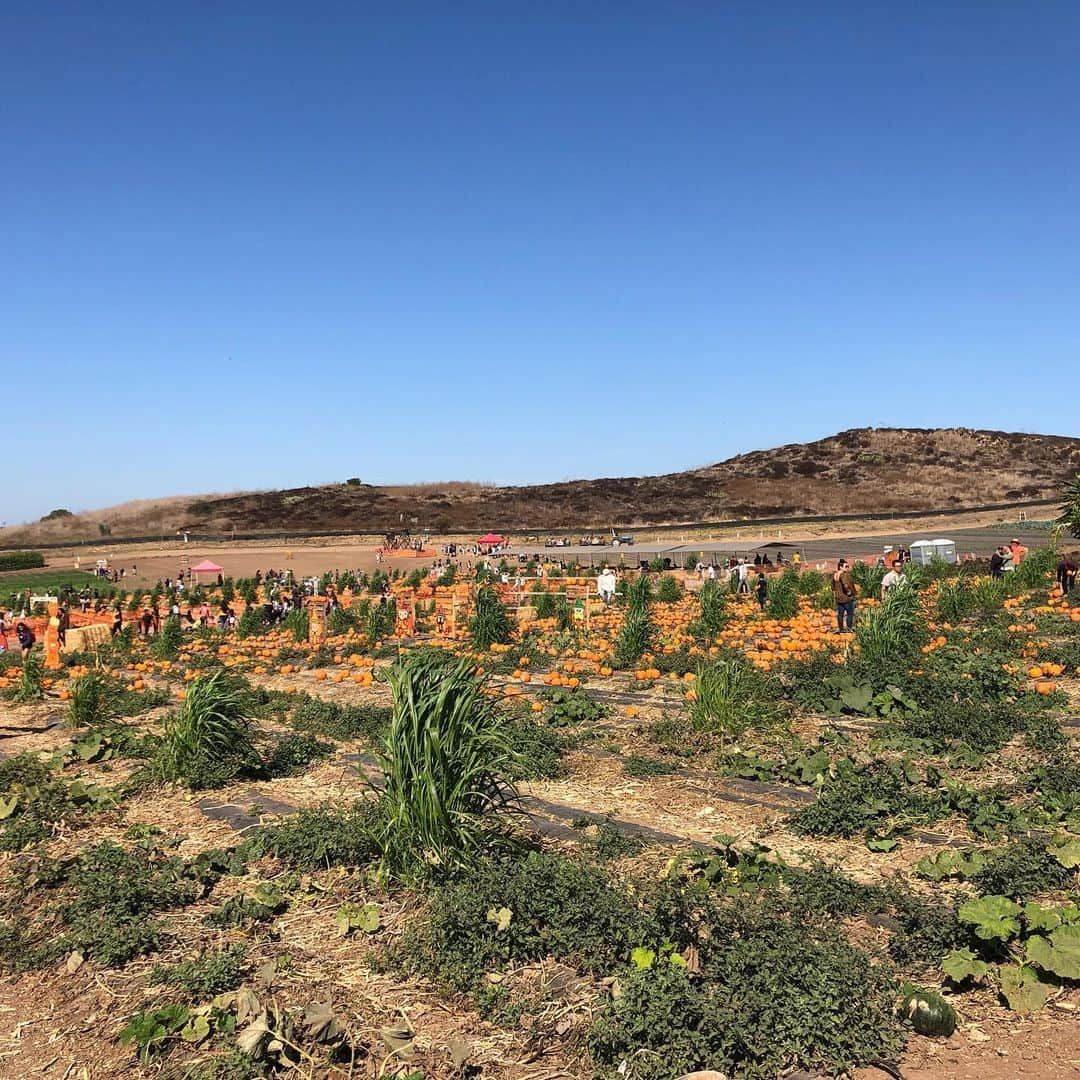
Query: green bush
400 851 661 991
242 802 380 871
150 944 247 998
0 551 45 571
656 575 682 603
589 912 904 1080
0 841 239 971
264 733 333 777
789 757 945 840
969 837 1075 899
542 686 606 727
505 714 566 780
290 696 391 743
0 754 115 852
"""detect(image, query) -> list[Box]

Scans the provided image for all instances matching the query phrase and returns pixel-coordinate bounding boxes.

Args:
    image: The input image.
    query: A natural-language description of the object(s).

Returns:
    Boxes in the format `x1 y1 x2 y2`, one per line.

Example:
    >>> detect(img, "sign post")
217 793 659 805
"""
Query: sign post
306 596 328 646
44 601 62 670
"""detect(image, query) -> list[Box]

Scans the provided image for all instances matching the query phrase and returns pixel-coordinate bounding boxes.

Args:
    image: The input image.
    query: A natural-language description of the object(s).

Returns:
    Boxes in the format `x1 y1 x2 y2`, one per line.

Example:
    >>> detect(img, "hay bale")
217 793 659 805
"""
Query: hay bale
63 623 111 653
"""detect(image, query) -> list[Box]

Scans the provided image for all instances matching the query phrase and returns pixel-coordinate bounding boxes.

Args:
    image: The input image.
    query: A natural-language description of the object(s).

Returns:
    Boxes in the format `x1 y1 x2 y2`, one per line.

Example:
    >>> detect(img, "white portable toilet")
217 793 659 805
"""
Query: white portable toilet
909 540 935 566
930 538 958 564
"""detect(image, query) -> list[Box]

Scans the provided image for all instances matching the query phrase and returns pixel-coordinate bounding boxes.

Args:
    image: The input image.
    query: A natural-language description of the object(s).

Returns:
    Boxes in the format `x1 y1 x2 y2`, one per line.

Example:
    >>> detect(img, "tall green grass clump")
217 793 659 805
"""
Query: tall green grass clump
615 575 653 667
796 569 826 595
371 652 522 878
656 574 682 603
532 587 556 620
366 599 396 642
691 658 781 747
156 670 262 789
850 561 885 598
282 608 309 643
854 580 927 668
14 652 44 703
470 585 512 650
152 615 182 660
935 577 972 623
693 578 729 639
1011 544 1058 590
766 568 800 619
67 670 121 728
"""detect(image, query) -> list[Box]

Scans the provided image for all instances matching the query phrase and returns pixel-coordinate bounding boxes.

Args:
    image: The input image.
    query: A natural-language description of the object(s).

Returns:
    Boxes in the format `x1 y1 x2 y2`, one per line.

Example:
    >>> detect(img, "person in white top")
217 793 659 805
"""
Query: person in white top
880 564 903 600
736 560 750 592
597 567 617 605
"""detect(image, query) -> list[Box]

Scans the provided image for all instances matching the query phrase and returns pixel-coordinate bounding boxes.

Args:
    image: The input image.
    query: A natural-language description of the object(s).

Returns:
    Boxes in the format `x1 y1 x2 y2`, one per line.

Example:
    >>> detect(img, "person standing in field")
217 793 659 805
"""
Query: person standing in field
15 622 35 658
1058 552 1078 595
597 567 617 605
990 546 1006 579
1010 539 1027 567
832 559 858 632
755 570 768 611
880 562 903 600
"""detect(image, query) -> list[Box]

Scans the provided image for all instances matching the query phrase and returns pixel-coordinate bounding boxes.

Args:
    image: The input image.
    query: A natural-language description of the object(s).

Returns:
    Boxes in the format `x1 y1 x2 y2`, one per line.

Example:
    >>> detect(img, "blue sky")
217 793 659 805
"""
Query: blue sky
3 4 1079 524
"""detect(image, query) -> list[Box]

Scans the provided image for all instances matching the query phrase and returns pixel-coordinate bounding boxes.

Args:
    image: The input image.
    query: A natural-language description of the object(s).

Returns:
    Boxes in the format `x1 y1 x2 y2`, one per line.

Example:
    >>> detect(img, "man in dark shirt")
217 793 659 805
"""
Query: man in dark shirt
989 547 1005 579
832 559 858 632
1059 553 1078 595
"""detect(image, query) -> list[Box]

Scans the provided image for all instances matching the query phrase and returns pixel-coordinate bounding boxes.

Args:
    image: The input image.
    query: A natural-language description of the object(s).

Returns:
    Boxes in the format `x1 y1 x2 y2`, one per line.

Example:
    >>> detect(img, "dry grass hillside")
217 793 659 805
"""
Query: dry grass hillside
5 428 1078 544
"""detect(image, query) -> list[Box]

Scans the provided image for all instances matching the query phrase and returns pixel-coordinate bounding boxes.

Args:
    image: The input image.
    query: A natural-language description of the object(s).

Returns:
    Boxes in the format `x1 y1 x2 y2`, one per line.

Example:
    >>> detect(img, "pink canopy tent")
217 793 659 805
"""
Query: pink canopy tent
189 559 224 582
477 533 507 546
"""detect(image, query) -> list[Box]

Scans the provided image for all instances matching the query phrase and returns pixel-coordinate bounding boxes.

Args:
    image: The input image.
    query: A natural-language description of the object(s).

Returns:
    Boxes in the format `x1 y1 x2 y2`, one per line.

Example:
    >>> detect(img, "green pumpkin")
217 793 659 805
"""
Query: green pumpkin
900 988 957 1037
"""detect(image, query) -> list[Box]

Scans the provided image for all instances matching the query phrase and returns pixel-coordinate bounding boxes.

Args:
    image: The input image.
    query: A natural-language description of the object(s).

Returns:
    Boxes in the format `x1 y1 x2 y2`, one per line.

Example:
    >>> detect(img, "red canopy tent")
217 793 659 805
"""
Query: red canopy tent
477 533 507 546
189 559 224 582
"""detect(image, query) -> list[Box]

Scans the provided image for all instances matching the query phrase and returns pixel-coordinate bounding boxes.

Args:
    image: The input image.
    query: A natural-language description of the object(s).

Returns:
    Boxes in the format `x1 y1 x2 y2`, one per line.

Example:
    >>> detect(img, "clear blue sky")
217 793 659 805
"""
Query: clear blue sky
3 4 1079 524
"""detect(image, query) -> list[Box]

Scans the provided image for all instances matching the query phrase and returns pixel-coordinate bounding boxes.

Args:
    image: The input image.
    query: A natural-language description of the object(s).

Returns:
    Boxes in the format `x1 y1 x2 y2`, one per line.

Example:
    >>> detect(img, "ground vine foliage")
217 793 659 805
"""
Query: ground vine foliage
1 512 1078 1078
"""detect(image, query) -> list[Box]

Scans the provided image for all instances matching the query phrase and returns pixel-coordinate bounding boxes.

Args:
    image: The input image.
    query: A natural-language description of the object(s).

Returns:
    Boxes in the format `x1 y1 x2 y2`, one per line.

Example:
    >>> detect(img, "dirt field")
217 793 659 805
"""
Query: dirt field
1 550 1078 1079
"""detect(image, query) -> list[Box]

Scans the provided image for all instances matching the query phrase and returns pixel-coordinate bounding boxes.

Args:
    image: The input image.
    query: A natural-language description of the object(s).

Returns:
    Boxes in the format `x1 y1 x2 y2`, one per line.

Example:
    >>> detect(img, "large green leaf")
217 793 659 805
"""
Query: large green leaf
958 895 1021 942
1049 834 1080 869
1026 925 1080 981
1022 903 1062 933
942 949 990 985
839 683 875 714
999 964 1049 1012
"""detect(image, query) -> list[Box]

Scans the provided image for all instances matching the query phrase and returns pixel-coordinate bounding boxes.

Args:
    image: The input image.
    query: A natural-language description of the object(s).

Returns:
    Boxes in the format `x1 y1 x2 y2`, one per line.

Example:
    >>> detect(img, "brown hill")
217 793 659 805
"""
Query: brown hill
6 428 1078 545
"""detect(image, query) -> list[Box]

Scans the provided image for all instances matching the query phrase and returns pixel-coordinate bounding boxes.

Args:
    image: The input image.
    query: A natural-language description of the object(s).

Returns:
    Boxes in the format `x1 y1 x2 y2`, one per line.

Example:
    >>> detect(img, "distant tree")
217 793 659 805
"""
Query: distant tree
1060 472 1080 538
98 522 111 536
345 477 362 486
40 508 74 522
